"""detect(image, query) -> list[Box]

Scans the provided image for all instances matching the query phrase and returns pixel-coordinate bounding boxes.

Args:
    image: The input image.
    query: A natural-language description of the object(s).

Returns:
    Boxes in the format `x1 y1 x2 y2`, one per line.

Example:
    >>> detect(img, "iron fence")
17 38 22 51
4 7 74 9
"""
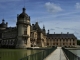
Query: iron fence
20 47 57 60
62 47 80 60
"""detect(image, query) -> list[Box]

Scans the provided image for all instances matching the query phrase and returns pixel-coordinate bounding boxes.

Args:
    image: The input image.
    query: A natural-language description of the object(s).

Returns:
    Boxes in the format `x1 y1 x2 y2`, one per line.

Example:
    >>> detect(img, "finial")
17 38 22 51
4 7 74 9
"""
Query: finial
54 32 55 34
43 24 45 29
2 19 5 23
61 32 62 34
67 32 69 34
48 29 49 34
22 7 26 13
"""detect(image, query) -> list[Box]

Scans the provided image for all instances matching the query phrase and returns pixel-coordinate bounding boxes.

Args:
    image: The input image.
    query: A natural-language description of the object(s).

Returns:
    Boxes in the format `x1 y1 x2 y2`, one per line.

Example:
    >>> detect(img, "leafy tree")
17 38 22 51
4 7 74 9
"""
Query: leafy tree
77 40 80 45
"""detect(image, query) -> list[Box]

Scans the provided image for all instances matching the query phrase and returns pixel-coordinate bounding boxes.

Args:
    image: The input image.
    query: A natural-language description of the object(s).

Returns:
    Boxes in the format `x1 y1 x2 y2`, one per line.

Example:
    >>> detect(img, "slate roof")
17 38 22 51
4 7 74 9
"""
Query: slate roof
47 34 77 39
3 27 17 32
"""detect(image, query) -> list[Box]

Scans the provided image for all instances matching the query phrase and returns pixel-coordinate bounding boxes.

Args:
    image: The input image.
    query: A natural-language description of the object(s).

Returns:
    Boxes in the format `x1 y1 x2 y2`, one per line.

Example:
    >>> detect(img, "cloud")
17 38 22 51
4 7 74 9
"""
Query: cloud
63 28 74 30
45 2 63 13
74 31 80 35
55 27 62 29
75 2 80 9
50 28 55 30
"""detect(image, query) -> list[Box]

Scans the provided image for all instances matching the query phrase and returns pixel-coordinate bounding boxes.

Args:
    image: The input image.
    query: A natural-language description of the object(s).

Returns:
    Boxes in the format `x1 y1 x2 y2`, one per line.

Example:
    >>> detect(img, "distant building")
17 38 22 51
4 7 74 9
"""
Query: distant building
0 8 77 48
47 30 77 47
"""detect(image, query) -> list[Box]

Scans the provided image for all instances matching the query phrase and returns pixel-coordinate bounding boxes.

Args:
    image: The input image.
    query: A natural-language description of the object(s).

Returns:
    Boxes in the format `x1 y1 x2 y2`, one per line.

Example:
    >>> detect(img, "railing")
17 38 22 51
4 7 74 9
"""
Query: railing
62 47 80 60
20 47 57 60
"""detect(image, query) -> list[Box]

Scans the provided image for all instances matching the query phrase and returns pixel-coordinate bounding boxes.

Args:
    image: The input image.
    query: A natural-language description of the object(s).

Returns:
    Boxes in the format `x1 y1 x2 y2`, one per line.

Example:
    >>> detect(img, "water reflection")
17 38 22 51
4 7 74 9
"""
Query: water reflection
0 49 40 60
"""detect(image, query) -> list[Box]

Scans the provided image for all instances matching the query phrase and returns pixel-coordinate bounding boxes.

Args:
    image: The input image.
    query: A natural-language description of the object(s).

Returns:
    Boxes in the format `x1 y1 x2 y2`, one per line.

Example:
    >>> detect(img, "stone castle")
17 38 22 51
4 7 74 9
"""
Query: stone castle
0 8 77 48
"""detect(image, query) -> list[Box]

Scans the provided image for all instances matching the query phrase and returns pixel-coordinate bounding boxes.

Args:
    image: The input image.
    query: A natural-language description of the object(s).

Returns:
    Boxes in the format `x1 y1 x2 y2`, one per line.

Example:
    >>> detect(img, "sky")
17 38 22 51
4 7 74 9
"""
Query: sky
0 0 80 39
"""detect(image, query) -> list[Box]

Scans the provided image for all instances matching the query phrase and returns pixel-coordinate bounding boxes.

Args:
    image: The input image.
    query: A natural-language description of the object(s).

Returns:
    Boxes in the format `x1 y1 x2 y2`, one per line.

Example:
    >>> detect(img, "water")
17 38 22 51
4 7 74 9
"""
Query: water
0 49 41 60
69 50 80 57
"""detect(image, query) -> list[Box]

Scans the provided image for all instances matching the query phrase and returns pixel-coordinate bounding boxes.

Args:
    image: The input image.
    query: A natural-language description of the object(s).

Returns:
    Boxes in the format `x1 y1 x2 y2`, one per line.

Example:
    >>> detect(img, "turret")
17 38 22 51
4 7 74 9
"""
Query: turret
0 19 7 29
2 19 5 23
16 8 31 48
43 25 46 33
47 29 49 34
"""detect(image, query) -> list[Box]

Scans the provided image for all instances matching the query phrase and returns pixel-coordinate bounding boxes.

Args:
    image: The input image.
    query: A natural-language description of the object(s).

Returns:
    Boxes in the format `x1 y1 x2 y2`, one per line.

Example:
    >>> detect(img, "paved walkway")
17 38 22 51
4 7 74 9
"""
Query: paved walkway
44 47 67 60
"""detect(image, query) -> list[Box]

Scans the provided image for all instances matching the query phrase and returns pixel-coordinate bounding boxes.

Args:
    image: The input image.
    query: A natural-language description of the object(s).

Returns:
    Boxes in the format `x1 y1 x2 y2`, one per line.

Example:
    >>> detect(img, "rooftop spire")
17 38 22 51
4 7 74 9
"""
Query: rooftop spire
48 29 49 34
2 19 5 23
43 24 45 29
22 7 26 13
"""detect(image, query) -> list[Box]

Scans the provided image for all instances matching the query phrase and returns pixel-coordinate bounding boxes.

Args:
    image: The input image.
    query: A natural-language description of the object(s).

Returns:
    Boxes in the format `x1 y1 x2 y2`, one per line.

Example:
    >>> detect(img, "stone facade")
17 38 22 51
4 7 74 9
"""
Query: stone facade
0 7 77 48
47 30 77 47
0 8 46 48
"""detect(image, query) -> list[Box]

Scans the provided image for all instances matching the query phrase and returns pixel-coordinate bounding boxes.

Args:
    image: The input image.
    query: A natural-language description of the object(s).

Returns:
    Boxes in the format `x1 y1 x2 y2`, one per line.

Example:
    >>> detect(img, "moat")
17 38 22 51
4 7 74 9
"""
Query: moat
0 48 80 60
0 49 41 60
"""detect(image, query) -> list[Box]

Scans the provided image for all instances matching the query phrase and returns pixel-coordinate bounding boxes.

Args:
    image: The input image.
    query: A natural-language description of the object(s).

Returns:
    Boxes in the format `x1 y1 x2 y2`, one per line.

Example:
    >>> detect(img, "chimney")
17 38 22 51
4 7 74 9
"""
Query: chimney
47 29 49 34
61 32 62 34
54 32 55 34
67 32 69 34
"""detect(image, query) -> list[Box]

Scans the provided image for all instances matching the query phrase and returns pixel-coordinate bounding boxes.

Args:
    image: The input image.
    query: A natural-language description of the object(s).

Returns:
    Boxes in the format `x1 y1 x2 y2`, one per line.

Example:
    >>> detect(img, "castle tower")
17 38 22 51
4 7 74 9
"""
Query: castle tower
16 8 31 48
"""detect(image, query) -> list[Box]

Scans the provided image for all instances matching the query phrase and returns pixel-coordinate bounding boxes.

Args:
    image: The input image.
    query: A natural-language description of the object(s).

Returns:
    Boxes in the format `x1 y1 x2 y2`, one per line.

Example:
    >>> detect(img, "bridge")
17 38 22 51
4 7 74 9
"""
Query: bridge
44 47 66 60
20 47 80 60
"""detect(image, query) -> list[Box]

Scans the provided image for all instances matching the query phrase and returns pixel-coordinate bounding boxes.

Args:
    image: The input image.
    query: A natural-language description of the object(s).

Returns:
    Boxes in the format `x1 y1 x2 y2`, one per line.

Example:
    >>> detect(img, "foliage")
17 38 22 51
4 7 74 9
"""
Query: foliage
77 40 80 45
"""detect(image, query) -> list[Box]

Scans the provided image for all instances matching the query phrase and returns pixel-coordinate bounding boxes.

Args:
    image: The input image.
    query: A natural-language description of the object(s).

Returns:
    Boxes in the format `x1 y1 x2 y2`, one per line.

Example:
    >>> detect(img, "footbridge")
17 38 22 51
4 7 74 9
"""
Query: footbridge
20 47 80 60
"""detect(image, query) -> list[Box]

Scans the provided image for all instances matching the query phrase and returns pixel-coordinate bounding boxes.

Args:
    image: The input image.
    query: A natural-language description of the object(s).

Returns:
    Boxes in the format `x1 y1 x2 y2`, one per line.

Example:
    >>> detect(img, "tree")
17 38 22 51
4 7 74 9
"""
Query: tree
77 40 80 45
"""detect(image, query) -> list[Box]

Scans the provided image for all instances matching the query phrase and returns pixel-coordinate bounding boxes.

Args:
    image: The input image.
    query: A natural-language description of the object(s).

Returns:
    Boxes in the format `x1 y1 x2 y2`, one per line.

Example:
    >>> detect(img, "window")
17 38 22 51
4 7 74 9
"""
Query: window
70 43 71 45
56 43 58 45
73 39 74 41
24 37 27 44
57 39 58 42
60 39 61 41
63 43 64 45
73 43 75 45
24 31 27 35
24 27 27 35
11 40 13 44
47 43 49 45
53 43 55 45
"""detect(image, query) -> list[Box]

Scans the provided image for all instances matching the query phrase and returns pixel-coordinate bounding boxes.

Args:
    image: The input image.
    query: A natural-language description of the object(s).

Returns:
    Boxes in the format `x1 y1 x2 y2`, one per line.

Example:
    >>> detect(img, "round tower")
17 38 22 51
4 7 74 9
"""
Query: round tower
0 19 7 30
16 7 31 48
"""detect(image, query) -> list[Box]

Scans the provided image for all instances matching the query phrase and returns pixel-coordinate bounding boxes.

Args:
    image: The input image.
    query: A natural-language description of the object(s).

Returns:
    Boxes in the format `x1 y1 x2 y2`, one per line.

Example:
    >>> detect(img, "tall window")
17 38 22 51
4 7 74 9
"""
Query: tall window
73 43 75 45
24 31 27 35
24 27 27 35
24 37 27 44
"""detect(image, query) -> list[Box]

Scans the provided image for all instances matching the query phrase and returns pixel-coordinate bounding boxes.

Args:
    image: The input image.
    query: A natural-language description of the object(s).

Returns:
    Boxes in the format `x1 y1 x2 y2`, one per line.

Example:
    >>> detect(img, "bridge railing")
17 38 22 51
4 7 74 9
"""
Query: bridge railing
62 47 80 60
20 47 57 60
